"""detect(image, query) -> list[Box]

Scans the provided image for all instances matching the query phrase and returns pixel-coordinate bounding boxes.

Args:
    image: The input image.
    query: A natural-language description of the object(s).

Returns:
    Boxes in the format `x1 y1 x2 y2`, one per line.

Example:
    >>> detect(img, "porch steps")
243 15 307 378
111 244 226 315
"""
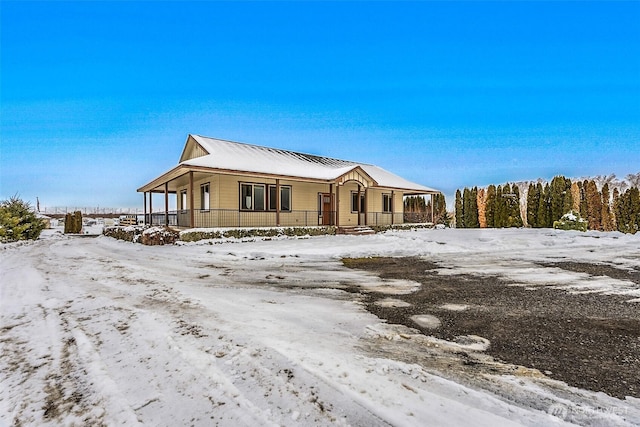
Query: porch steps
337 226 376 235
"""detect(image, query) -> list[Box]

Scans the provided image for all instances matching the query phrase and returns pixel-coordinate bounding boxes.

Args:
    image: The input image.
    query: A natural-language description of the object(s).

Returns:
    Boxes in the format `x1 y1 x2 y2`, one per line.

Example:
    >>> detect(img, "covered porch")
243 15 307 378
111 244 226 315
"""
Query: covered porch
138 165 439 229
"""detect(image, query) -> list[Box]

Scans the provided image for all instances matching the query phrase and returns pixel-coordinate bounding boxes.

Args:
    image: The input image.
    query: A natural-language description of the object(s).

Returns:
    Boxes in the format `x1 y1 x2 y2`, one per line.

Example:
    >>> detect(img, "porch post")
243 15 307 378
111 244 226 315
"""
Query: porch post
164 183 169 226
391 190 395 225
143 192 147 226
335 185 340 227
431 193 435 224
357 185 361 226
363 187 368 225
329 183 334 226
276 179 280 226
149 192 153 225
189 171 194 228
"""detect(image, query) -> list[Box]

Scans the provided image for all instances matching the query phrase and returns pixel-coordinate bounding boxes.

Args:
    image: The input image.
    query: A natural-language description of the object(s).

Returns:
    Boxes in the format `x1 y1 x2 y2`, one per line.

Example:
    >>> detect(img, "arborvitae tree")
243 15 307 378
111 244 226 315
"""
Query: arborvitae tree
570 181 581 213
601 183 614 232
433 193 448 225
477 188 487 228
64 211 83 234
508 185 523 227
537 183 551 228
585 180 603 231
615 187 640 234
580 180 589 219
469 187 480 228
455 189 463 228
526 183 540 227
64 213 73 233
485 185 496 228
497 185 508 227
612 187 620 230
404 196 427 213
631 187 640 234
462 187 479 228
550 176 571 223
562 180 573 215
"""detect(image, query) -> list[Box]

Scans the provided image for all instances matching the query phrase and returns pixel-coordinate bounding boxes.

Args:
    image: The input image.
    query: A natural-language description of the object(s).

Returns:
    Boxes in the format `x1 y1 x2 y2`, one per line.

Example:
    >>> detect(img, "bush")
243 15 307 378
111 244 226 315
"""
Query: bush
0 196 46 243
64 211 83 234
180 226 336 242
103 225 180 245
553 211 588 232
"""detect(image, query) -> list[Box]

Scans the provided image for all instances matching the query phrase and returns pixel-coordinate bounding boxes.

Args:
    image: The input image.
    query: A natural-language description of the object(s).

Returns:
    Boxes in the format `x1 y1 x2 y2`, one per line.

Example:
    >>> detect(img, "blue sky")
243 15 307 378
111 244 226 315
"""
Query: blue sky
1 1 639 210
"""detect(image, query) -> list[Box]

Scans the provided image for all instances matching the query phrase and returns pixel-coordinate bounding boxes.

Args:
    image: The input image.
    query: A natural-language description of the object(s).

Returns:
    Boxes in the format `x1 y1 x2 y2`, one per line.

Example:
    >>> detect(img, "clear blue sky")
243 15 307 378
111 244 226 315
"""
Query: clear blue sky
2 1 639 210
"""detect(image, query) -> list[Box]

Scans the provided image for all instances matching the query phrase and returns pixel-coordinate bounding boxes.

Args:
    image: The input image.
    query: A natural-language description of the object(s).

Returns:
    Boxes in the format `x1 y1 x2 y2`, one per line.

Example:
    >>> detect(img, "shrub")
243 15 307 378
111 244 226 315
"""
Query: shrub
180 226 336 242
103 225 180 245
64 211 83 234
553 211 588 232
0 196 45 243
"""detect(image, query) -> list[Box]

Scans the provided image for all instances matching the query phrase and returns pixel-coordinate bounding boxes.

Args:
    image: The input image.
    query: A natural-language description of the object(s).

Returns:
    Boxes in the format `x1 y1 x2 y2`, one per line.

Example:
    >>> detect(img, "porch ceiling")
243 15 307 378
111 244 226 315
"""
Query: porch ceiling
137 166 211 193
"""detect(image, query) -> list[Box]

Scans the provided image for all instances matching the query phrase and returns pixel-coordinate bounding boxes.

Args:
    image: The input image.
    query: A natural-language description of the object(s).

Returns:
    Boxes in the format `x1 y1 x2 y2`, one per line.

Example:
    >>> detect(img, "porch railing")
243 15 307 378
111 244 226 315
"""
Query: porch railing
147 209 335 228
146 209 424 228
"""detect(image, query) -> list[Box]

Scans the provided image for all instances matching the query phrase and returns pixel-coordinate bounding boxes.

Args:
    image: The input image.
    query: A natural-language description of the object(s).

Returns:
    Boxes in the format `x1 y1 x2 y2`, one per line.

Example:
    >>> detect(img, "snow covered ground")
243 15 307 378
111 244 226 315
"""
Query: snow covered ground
1 227 639 426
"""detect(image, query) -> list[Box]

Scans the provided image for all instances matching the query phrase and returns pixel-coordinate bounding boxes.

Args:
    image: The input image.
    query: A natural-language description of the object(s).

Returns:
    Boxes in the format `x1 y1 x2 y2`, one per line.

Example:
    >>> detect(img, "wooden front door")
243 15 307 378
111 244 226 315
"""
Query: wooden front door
320 193 332 225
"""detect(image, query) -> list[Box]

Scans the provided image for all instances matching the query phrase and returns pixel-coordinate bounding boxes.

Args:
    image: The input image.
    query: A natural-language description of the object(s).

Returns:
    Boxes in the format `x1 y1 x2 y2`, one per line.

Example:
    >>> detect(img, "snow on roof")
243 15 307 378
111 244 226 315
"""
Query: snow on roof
183 135 438 193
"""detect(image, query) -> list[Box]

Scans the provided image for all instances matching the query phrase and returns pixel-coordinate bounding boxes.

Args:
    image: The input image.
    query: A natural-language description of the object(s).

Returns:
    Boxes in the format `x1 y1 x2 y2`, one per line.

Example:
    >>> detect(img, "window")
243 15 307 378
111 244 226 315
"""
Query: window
383 194 393 213
280 186 291 211
200 183 210 210
240 183 266 211
351 192 365 213
268 185 292 211
180 190 187 211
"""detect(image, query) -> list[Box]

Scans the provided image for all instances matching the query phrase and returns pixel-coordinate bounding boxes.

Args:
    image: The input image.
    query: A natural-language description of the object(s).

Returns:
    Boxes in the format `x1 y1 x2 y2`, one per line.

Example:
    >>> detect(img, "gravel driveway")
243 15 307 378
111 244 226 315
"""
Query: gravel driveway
344 257 640 399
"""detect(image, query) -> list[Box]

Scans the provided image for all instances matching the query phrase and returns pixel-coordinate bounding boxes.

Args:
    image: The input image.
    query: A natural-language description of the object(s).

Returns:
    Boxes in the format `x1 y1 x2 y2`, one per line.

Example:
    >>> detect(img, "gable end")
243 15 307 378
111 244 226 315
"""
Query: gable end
179 134 210 162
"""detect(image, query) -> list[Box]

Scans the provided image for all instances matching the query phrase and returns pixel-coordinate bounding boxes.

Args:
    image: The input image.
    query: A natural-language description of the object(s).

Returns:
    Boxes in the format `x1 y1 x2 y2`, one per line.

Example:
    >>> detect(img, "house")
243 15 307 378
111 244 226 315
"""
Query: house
137 135 439 229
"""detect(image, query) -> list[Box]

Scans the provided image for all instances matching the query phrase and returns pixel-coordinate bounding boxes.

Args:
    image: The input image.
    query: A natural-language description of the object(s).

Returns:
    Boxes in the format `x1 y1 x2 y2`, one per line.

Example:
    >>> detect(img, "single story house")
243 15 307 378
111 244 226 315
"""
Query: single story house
137 134 439 229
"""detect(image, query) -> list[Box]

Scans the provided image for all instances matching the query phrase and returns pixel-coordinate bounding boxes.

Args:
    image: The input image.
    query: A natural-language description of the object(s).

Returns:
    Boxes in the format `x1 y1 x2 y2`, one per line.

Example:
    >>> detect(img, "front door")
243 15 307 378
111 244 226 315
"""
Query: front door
321 193 332 225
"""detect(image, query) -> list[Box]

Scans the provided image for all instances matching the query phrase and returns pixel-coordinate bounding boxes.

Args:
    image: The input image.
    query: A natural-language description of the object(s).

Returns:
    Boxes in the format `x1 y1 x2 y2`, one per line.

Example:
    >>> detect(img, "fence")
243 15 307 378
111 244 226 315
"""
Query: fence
40 207 144 216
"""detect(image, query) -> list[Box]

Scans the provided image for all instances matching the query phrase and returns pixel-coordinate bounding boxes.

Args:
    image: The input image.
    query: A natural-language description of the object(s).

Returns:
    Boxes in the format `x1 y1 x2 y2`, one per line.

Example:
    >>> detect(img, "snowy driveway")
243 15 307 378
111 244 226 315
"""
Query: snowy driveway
1 228 639 426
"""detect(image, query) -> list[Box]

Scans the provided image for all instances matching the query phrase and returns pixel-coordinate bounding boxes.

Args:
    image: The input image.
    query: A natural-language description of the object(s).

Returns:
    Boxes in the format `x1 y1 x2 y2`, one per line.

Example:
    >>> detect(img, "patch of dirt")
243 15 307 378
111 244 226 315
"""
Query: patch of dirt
343 257 640 399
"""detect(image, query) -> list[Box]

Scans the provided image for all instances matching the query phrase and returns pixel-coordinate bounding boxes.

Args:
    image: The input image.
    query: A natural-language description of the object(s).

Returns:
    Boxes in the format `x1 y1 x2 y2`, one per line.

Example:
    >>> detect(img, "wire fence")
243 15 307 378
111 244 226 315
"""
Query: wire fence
39 207 145 217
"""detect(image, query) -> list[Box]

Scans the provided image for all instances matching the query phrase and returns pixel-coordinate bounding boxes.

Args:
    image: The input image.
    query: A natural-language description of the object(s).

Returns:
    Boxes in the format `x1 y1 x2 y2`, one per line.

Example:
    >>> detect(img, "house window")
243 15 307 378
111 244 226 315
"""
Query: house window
240 183 265 211
268 185 292 211
351 192 365 213
200 183 210 210
180 190 187 211
383 194 393 213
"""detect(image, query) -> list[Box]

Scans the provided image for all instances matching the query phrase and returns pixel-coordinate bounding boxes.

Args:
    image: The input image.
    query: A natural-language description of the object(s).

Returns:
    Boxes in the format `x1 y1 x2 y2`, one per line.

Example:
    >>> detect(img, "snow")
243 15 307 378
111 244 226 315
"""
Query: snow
1 227 639 426
183 134 438 193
